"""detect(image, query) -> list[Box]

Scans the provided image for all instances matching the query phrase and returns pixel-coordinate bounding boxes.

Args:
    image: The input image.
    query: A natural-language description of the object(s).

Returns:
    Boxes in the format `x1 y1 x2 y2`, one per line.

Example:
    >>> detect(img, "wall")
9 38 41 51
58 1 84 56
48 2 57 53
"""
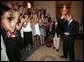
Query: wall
34 1 56 19
34 1 83 26
71 1 83 26
56 1 71 18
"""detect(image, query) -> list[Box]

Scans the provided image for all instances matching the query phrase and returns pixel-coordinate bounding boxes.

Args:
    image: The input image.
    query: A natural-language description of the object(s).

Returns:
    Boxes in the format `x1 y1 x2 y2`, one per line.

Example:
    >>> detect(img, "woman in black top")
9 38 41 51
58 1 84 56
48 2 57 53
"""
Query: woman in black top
1 6 24 60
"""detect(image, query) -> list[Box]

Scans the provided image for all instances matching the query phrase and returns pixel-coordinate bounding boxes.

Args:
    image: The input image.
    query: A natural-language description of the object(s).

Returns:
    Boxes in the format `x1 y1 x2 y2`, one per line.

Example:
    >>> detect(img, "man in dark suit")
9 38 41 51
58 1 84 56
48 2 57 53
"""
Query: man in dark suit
60 13 79 61
58 17 67 37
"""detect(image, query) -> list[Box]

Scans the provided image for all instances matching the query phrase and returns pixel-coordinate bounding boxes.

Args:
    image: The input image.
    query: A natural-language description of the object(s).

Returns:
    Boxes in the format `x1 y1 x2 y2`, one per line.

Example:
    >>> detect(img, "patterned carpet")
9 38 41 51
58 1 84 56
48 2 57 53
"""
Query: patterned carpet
19 34 83 61
25 43 70 61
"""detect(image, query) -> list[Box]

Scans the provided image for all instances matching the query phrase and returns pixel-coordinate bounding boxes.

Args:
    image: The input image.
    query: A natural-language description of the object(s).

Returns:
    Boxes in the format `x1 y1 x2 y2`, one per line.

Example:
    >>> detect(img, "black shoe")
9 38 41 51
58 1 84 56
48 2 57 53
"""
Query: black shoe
53 47 55 49
56 49 59 51
60 55 67 58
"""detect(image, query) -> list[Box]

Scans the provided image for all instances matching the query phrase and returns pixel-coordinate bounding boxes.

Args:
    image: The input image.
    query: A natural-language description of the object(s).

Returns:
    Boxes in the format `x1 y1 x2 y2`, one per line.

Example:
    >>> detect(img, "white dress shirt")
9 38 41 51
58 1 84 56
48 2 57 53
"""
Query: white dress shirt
68 19 73 26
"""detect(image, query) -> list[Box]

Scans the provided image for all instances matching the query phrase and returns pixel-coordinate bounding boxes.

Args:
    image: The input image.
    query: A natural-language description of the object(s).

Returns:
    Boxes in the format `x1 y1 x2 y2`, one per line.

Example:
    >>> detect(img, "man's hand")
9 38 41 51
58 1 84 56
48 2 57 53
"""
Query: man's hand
64 32 69 35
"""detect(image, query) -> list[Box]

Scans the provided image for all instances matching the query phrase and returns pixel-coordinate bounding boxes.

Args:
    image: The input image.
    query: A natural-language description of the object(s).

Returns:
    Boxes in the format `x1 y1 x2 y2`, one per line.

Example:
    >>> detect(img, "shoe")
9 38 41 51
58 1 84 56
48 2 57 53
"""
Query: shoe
28 47 31 51
60 55 67 58
53 47 55 49
56 49 59 51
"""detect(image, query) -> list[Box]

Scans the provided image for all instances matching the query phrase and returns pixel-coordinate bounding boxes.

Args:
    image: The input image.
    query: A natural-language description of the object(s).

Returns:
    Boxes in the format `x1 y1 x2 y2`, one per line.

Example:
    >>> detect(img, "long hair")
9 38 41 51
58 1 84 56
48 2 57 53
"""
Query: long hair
1 3 11 16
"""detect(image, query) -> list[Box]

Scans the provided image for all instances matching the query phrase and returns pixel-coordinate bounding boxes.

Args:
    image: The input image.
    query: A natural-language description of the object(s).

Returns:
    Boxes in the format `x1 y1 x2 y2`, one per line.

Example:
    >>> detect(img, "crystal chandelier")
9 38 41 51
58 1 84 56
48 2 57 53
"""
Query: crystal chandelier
61 4 70 15
27 2 31 8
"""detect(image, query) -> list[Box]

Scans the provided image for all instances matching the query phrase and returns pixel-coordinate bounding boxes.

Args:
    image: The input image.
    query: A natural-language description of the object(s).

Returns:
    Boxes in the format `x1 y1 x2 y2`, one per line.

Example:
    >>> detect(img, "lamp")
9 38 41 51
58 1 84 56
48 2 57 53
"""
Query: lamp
61 4 70 15
27 2 31 8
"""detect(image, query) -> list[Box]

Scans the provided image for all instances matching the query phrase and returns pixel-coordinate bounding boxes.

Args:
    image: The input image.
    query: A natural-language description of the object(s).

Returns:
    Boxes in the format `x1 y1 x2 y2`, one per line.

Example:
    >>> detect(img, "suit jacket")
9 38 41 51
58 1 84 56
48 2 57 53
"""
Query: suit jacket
64 20 79 38
58 18 68 37
51 21 61 37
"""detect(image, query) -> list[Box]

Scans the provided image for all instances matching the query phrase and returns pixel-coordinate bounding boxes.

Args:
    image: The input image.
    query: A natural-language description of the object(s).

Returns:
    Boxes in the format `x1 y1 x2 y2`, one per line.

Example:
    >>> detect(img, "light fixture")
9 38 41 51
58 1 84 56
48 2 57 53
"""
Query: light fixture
27 2 31 8
61 4 70 15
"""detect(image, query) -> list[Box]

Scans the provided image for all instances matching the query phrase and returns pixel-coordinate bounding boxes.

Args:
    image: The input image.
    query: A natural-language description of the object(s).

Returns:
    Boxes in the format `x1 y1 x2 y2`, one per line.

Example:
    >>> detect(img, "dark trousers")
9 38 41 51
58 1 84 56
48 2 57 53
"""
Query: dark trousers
17 36 23 51
45 29 49 41
63 36 75 61
23 32 33 47
5 37 21 61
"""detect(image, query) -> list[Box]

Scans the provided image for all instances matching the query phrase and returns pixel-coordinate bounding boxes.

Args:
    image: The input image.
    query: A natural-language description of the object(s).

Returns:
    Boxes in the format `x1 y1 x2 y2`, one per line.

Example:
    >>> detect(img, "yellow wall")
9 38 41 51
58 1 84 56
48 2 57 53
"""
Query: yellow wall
71 1 83 26
34 1 83 26
34 1 56 19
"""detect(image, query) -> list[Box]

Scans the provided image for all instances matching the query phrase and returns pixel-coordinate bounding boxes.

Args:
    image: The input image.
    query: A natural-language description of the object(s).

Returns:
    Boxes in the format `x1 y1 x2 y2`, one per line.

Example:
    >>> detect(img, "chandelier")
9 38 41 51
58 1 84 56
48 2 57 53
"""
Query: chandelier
27 2 31 8
61 4 70 15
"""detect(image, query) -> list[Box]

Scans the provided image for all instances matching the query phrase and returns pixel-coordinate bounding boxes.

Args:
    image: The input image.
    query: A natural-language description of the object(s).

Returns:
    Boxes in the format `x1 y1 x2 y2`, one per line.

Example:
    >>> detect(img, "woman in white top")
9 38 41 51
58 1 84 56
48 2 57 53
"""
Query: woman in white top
39 13 45 44
23 14 34 50
32 13 41 46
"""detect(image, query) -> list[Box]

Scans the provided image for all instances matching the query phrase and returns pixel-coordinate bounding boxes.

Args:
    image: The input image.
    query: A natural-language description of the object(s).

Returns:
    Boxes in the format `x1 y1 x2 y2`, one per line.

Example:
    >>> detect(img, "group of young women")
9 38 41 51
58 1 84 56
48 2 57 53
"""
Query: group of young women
1 1 61 61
